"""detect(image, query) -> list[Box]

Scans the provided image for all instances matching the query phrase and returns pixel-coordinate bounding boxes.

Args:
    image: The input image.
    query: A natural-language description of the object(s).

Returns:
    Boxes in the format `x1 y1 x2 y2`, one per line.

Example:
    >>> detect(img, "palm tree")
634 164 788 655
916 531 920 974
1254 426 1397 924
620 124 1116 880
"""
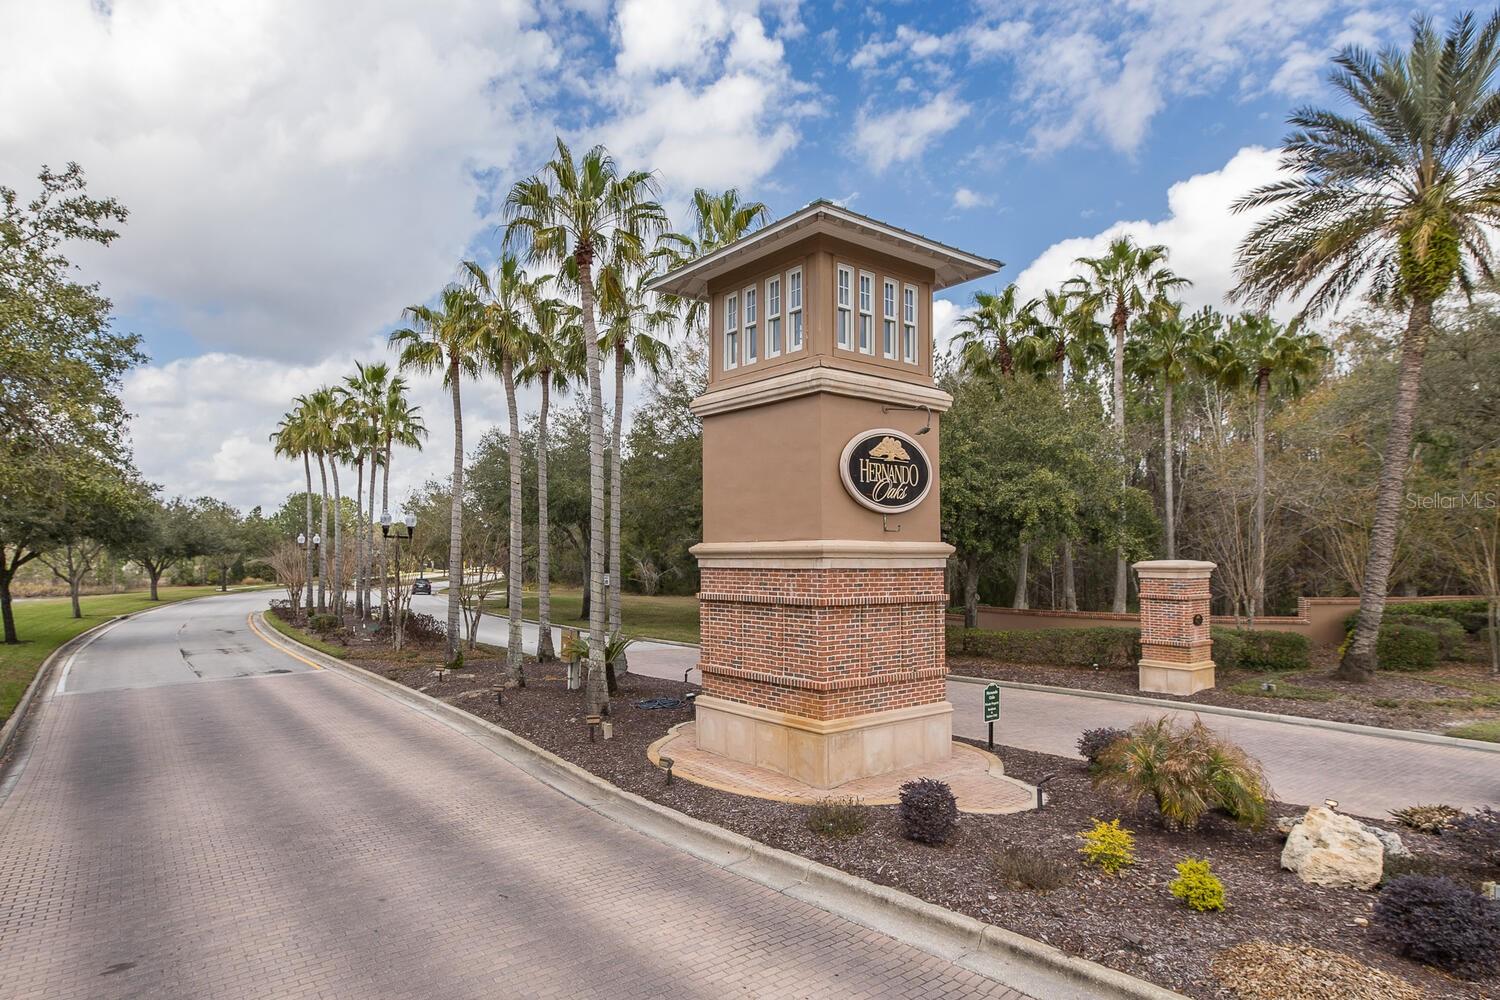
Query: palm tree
1015 288 1108 609
1233 12 1500 678
1067 237 1189 612
465 255 538 688
598 259 676 670
953 284 1031 380
304 387 345 618
338 362 387 621
376 375 425 623
518 296 582 662
270 401 317 615
1127 304 1216 559
1203 314 1328 620
390 284 486 662
669 188 771 332
503 138 668 715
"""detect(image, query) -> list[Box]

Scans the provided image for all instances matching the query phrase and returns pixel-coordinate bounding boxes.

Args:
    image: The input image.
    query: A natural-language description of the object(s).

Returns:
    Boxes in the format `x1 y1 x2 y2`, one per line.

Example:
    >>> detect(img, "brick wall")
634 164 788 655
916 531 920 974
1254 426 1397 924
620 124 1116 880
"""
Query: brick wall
1137 573 1213 665
698 565 948 721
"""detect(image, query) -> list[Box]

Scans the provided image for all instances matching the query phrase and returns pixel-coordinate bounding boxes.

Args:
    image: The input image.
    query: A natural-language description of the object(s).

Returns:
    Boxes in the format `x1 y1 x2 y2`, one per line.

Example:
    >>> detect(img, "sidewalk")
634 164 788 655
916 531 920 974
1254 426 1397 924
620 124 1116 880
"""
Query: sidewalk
413 595 1499 819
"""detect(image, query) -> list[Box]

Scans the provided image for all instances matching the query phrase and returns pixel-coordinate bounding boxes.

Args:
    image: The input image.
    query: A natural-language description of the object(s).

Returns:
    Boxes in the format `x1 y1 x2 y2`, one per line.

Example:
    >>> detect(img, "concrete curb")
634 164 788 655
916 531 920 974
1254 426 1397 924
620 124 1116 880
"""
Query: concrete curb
948 674 1500 754
258 611 1185 1000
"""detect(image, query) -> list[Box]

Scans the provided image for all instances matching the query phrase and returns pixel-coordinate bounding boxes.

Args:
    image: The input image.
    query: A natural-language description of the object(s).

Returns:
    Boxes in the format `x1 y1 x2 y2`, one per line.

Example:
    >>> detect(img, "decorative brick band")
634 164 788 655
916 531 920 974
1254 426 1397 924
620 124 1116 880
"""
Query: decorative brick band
700 661 948 691
699 591 949 608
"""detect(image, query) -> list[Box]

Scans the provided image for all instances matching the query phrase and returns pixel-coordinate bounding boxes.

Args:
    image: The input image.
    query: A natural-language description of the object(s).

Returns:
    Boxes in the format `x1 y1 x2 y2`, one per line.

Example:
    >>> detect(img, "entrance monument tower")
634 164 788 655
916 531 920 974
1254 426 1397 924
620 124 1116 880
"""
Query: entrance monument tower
648 201 1000 788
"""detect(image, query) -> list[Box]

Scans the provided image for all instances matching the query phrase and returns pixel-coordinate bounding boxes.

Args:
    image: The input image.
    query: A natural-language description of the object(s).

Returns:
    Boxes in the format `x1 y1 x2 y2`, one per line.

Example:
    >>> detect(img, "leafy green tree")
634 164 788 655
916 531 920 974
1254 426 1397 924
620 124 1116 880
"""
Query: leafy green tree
1067 237 1189 611
1232 12 1500 678
390 284 486 661
123 497 208 602
192 496 248 593
953 285 1031 379
504 139 668 715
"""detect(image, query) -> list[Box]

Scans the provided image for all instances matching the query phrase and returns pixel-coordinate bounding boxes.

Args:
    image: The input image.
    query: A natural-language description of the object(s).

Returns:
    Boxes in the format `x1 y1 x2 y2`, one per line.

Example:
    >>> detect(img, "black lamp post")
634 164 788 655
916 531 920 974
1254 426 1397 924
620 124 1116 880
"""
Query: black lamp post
297 532 321 613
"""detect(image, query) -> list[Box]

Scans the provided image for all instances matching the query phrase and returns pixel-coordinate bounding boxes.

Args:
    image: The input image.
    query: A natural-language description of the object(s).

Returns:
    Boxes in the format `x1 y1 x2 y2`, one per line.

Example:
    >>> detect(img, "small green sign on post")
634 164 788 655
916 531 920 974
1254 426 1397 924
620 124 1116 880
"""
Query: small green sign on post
983 683 1000 748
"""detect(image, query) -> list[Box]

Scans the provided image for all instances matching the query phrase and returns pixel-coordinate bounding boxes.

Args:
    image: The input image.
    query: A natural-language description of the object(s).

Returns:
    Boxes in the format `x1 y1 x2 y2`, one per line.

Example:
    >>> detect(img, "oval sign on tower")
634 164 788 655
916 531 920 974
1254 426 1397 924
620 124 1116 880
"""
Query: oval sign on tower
839 428 933 514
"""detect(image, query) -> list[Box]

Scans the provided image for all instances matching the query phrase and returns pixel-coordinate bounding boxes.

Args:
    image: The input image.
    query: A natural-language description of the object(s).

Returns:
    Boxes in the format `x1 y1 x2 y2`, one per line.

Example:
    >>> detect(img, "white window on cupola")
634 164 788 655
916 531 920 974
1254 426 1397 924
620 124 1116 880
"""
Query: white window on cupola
858 271 874 355
836 264 853 350
882 279 898 359
902 284 918 364
743 285 758 364
765 275 782 358
724 292 739 370
787 267 804 352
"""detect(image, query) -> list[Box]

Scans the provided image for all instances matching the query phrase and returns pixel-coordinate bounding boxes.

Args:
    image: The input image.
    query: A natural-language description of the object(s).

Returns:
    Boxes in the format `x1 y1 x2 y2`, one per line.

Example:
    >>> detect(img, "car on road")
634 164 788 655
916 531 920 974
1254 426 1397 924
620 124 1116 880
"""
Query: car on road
411 578 432 595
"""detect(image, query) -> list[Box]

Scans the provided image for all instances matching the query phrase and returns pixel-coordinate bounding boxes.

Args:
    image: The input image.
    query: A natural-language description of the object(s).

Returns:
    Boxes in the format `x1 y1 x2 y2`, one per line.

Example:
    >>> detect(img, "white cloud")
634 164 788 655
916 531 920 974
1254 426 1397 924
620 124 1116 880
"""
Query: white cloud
885 1 1413 155
614 0 733 77
854 92 970 173
952 187 994 210
1012 145 1309 320
0 0 559 361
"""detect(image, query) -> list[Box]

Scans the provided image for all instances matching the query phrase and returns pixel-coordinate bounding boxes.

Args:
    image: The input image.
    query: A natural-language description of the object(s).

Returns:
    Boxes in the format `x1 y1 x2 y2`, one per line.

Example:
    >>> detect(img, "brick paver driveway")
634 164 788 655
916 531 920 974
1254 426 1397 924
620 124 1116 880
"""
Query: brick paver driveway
0 592 1029 1000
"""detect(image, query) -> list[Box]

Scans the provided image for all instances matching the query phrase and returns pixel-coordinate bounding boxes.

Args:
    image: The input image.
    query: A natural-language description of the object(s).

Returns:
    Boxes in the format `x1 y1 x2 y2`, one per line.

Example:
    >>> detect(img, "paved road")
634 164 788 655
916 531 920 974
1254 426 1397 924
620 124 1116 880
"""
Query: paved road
433 595 1499 819
0 592 1029 1000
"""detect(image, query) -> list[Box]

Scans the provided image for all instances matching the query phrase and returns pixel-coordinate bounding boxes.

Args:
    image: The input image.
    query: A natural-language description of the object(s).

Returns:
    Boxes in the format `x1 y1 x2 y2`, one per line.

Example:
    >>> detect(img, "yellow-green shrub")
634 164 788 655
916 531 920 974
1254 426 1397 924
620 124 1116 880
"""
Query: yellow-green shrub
1078 818 1135 875
1169 858 1226 912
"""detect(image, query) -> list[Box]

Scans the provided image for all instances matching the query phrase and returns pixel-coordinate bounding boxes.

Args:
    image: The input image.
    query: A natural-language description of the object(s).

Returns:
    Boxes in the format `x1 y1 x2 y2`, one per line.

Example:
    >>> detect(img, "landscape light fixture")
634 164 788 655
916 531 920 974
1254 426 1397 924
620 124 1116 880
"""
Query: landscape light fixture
380 514 418 540
879 402 932 434
297 532 321 549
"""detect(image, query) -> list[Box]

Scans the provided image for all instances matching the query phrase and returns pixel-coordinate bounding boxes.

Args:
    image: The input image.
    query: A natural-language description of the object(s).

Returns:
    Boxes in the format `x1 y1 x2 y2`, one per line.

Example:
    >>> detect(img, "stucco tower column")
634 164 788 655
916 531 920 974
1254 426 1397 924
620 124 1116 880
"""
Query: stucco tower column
647 201 1000 790
1134 559 1217 695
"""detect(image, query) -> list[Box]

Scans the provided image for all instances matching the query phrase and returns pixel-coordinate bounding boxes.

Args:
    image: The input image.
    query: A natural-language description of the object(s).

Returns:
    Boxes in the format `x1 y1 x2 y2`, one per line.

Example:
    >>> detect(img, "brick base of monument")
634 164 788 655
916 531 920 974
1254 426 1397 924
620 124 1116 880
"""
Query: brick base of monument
1135 559 1217 695
694 560 952 789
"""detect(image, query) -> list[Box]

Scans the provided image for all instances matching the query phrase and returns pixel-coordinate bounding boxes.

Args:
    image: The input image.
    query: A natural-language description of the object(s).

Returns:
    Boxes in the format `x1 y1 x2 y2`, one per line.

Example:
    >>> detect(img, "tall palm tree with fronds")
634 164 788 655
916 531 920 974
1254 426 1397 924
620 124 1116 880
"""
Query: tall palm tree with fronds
376 375 425 623
1233 12 1500 678
390 284 486 662
304 387 345 617
1067 237 1190 612
338 361 388 621
953 284 1032 380
598 257 676 671
1202 313 1329 620
1126 304 1217 559
1015 288 1109 608
270 401 317 614
464 254 539 688
503 138 668 715
518 295 583 662
668 188 771 332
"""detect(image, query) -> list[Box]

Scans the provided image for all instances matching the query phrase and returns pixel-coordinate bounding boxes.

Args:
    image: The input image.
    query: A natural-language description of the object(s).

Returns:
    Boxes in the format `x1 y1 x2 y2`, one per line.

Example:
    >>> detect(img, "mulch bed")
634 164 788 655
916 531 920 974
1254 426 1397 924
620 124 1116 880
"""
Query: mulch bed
948 652 1500 735
334 644 1498 1000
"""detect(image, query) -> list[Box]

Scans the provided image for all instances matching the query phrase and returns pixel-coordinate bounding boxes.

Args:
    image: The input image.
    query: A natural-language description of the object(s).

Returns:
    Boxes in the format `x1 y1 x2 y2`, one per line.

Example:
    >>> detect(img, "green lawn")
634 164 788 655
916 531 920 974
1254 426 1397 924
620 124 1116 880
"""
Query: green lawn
1445 719 1500 743
481 587 700 645
262 608 347 659
0 586 231 721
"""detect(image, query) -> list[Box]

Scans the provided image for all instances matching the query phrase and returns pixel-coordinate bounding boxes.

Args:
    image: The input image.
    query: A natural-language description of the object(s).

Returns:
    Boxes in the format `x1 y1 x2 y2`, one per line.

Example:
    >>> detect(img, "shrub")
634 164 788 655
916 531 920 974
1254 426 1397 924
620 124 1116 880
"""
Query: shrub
1092 716 1271 830
1373 874 1500 978
309 613 340 633
1231 630 1311 672
1386 614 1467 660
1387 600 1489 633
1210 628 1245 671
993 846 1070 892
806 797 868 838
1078 818 1135 875
1169 858 1226 912
402 612 447 645
898 778 958 845
1376 625 1440 672
1451 807 1500 870
1389 803 1464 835
1076 727 1128 766
949 627 1140 669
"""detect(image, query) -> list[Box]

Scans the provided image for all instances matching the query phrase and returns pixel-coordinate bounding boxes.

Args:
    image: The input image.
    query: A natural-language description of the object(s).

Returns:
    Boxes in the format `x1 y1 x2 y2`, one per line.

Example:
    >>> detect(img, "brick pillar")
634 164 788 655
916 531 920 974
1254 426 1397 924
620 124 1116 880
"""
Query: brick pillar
692 542 953 789
1134 560 1216 695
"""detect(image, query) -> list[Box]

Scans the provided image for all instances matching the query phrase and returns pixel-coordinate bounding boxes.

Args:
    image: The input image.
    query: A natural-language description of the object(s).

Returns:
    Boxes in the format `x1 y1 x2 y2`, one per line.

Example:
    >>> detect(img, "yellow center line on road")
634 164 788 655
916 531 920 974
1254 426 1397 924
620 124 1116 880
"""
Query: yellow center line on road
245 612 324 671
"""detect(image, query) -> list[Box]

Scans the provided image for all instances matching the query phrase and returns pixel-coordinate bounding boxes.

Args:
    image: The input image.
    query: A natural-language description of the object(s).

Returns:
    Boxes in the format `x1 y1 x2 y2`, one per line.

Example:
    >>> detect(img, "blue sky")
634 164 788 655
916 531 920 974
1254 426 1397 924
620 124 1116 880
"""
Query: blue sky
0 0 1457 508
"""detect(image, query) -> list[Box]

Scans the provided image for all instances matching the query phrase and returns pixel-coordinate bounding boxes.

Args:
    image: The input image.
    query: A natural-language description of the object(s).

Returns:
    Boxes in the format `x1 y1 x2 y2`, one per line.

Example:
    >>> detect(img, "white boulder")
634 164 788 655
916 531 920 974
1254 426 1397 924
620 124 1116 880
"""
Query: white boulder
1280 806 1385 890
